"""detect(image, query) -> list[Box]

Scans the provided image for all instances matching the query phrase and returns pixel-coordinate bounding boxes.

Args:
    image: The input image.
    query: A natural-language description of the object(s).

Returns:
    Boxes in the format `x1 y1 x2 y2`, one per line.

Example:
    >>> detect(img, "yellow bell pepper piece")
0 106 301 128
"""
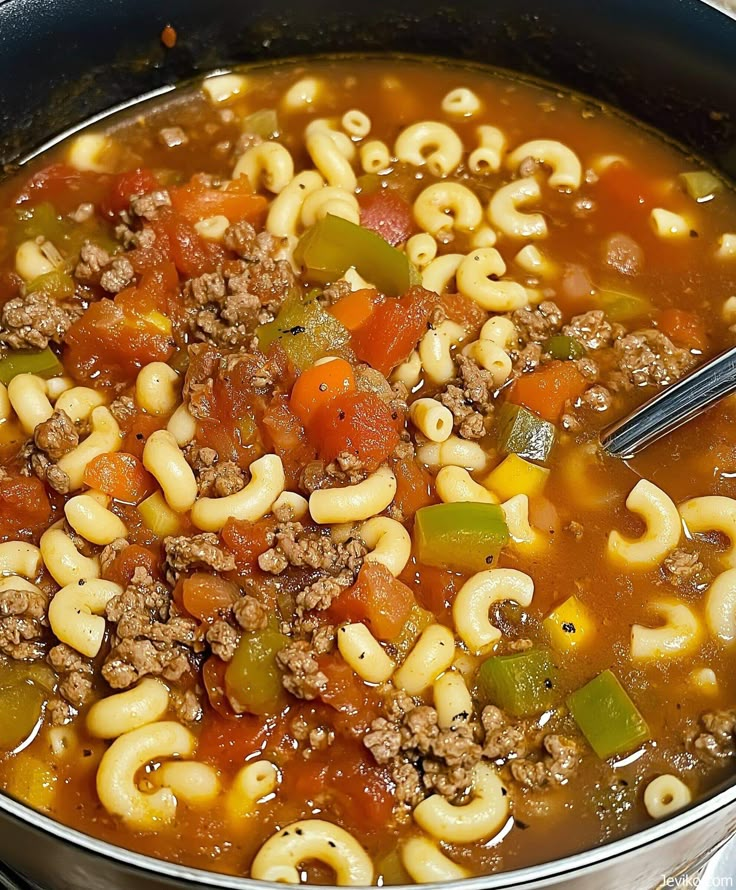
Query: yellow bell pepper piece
138 491 183 537
543 595 595 653
482 453 550 502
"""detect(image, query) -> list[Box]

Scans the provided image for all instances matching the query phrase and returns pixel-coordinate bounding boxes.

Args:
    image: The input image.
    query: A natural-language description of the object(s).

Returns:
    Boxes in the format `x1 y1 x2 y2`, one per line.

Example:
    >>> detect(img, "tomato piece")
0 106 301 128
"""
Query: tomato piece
358 189 414 246
170 174 267 226
441 292 488 336
317 655 381 732
351 286 437 375
290 358 356 427
15 163 111 214
102 168 160 216
120 413 167 458
508 361 588 423
594 160 660 213
0 476 53 541
182 573 240 622
328 562 415 640
103 544 160 587
392 457 438 519
261 395 317 489
310 391 401 470
328 288 379 332
198 674 276 755
156 207 226 277
657 308 706 351
83 452 156 504
64 263 181 386
404 562 457 619
221 517 276 572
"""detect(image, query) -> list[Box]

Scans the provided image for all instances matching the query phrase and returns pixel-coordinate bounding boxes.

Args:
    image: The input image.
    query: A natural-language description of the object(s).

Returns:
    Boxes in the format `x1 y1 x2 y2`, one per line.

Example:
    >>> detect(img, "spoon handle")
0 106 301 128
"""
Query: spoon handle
599 346 736 459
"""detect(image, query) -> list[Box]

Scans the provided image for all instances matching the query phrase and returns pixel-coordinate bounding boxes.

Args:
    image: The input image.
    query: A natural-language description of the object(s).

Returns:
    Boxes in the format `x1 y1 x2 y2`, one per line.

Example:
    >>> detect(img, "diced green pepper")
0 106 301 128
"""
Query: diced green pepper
679 170 721 203
567 669 650 759
414 502 509 574
25 269 75 300
14 203 67 247
294 214 412 297
356 173 382 196
0 347 64 385
225 621 289 715
257 287 350 370
543 334 585 361
497 403 556 463
391 602 435 660
242 108 279 139
597 290 651 322
477 648 559 717
0 682 45 752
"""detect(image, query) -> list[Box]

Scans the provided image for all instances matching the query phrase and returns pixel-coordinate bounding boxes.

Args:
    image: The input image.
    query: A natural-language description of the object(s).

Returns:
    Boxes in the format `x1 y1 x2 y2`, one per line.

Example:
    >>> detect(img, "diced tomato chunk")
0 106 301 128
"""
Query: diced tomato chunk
102 168 160 216
0 476 53 541
328 562 415 639
310 391 401 470
220 517 276 572
15 163 111 214
261 395 317 489
657 308 706 351
508 361 588 423
170 174 267 227
197 685 275 760
155 206 226 277
358 189 414 246
392 457 438 519
181 573 240 622
328 288 379 332
103 544 160 587
350 286 437 375
289 358 356 428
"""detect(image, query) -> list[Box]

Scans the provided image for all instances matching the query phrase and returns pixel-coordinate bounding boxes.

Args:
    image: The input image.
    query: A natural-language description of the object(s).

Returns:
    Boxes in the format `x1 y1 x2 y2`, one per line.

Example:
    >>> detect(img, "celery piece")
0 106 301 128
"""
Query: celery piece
257 287 350 370
0 682 45 751
497 403 556 463
567 669 650 759
225 621 289 715
543 334 585 361
679 171 721 203
477 648 559 717
597 290 651 322
242 108 279 139
25 269 75 300
391 602 435 660
414 502 509 573
294 214 411 296
0 347 64 385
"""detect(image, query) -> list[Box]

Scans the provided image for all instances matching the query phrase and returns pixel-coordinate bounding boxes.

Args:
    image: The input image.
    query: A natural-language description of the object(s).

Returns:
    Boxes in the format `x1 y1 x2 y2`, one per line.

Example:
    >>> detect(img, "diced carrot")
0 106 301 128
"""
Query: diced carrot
328 288 379 332
508 361 588 423
310 390 401 471
121 414 168 459
328 562 415 640
658 308 706 351
83 452 156 504
289 358 356 427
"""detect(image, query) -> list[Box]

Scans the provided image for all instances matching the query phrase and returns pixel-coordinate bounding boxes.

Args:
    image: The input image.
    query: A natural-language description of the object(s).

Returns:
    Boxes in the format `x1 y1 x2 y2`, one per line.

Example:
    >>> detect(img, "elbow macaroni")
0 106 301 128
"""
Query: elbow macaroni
309 465 396 525
143 430 198 514
453 568 535 654
630 599 703 660
436 466 498 505
135 363 180 416
400 836 470 883
359 516 411 577
40 523 100 586
7 374 54 433
457 248 530 312
488 178 547 240
705 568 736 644
0 542 42 579
417 435 489 473
644 774 692 819
337 623 395 683
48 578 122 658
57 406 121 491
395 121 463 177
413 183 483 239
679 496 736 568
233 141 295 194
64 494 127 546
506 139 582 190
409 398 454 443
607 480 681 569
418 320 467 386
87 679 170 739
227 759 279 822
393 624 455 695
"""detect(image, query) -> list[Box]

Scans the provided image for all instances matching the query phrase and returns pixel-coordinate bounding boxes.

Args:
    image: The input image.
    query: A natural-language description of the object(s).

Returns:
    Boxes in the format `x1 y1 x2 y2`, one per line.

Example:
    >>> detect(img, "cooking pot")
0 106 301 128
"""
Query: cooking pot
1 0 735 887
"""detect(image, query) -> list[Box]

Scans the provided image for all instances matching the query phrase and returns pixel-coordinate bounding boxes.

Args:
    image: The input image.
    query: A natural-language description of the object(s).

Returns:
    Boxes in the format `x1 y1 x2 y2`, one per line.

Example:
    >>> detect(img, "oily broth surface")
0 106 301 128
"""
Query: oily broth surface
0 56 734 881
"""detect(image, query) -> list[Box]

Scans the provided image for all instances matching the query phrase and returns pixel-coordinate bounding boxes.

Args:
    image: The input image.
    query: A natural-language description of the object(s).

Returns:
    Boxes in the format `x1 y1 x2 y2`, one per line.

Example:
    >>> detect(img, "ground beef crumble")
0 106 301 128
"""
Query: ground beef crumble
0 291 82 350
609 330 695 390
438 353 495 439
163 533 237 585
258 522 365 577
48 642 94 708
690 709 736 760
33 410 78 461
0 587 49 660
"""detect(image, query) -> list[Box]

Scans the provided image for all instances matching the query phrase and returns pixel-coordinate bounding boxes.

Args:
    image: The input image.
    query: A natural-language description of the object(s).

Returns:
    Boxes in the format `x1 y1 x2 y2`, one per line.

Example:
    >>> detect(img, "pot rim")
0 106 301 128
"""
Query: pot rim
2 775 736 888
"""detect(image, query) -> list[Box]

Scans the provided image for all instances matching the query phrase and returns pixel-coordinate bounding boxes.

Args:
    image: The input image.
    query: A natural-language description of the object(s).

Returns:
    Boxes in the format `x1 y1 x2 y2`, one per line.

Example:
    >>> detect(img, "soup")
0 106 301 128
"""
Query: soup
0 56 734 884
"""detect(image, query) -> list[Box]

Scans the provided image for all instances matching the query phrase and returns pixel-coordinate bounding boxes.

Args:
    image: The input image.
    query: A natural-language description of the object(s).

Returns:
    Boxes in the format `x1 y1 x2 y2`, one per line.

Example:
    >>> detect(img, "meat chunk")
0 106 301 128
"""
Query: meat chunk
0 587 48 660
163 533 237 584
233 595 268 632
438 353 494 439
19 440 71 494
206 620 240 661
33 410 78 461
610 330 695 390
512 300 563 345
691 709 736 759
109 395 137 425
103 638 193 689
296 571 354 613
563 310 623 350
196 460 245 498
130 189 171 220
0 291 82 350
662 548 709 589
258 522 366 576
481 705 529 760
74 242 111 285
275 640 328 700
48 643 94 708
604 233 644 277
170 687 202 724
510 734 580 788
100 256 135 294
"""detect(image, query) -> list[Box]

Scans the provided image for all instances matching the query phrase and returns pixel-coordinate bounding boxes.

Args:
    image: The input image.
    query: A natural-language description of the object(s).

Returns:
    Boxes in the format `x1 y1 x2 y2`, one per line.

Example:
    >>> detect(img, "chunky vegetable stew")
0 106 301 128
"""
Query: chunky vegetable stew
0 56 734 883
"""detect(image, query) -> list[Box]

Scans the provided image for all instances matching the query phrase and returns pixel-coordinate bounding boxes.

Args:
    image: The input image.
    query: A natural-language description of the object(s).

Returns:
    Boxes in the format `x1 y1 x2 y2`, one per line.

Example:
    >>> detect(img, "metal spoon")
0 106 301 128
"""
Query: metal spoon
599 345 736 459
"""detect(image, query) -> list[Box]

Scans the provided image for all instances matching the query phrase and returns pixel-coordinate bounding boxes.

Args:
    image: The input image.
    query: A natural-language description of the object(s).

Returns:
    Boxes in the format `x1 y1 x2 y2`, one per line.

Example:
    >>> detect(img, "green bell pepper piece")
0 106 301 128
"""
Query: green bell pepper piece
414 502 509 573
0 347 64 385
257 287 350 370
567 669 650 759
242 108 279 139
0 682 45 752
597 289 651 322
225 621 289 716
679 171 721 203
294 214 412 297
25 270 75 300
497 403 556 463
543 334 585 361
477 648 559 717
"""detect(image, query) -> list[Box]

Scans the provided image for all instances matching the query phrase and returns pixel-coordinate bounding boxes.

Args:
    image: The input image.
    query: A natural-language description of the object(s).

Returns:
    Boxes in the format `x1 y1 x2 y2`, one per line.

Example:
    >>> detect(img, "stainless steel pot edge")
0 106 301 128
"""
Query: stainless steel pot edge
1 775 736 888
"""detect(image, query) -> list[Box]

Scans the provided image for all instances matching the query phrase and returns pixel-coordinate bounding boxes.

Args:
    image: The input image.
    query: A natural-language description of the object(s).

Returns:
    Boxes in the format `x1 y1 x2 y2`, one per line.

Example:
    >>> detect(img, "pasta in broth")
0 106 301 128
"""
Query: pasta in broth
0 56 733 884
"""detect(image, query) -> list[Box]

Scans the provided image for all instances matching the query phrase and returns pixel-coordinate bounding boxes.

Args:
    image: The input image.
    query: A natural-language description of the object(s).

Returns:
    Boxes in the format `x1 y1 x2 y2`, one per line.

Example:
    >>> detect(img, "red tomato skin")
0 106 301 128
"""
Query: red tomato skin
310 391 401 471
358 189 415 246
